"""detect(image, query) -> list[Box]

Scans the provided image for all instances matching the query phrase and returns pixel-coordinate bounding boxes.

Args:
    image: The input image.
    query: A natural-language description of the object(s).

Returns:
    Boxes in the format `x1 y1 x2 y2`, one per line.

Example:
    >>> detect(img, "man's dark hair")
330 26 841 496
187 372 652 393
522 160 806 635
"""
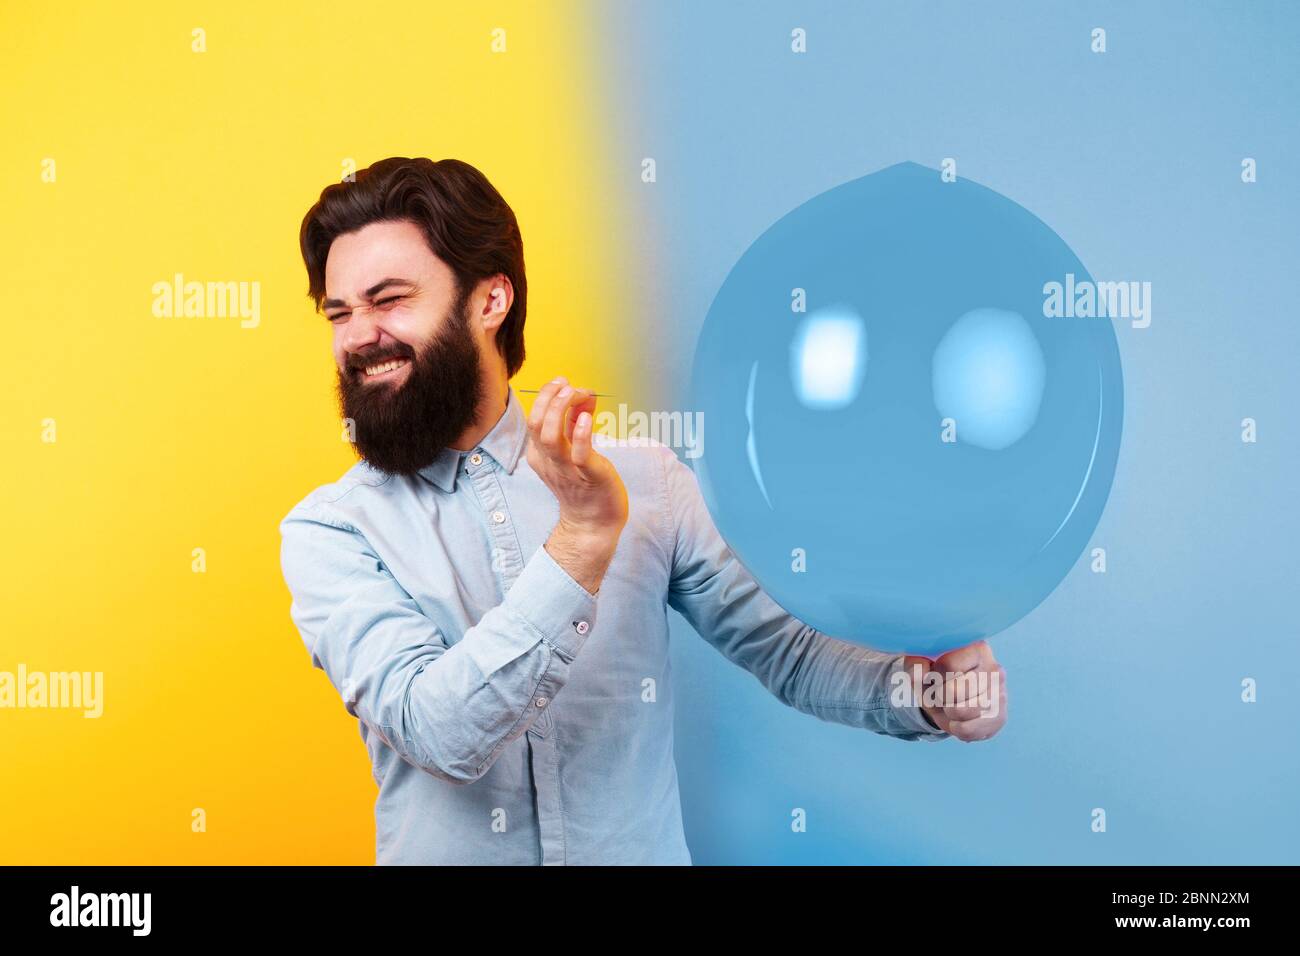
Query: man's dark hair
299 157 527 378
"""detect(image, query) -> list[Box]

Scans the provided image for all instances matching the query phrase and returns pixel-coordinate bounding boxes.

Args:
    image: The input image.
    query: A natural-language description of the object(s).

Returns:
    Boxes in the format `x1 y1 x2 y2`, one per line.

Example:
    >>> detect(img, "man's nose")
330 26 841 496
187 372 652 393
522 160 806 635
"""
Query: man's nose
340 308 382 354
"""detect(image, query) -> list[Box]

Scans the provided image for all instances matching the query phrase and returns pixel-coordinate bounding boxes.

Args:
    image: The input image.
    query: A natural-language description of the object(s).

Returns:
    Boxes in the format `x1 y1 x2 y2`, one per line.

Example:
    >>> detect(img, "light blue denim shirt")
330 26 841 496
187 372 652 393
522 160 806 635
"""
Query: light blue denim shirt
280 385 947 865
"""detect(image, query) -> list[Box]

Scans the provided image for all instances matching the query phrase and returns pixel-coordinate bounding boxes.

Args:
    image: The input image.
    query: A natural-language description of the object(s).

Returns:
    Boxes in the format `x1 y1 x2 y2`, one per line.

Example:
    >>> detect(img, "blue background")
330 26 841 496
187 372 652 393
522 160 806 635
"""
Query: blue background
598 1 1299 863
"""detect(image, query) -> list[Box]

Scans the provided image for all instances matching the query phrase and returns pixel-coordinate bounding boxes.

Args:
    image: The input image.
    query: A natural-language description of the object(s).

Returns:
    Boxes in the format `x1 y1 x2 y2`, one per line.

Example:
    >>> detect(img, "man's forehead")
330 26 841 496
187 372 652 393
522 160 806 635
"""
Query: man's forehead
324 221 444 301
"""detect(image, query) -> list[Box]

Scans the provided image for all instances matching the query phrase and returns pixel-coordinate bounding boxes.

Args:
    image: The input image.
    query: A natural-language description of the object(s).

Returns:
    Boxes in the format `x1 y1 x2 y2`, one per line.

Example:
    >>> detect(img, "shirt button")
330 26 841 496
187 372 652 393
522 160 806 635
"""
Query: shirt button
575 620 590 635
469 453 483 466
491 510 506 524
534 696 548 708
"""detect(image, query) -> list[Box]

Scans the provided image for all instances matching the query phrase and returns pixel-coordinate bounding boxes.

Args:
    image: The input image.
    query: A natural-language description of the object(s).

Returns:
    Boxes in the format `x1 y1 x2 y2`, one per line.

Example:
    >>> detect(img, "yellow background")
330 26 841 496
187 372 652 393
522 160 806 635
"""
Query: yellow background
0 0 647 863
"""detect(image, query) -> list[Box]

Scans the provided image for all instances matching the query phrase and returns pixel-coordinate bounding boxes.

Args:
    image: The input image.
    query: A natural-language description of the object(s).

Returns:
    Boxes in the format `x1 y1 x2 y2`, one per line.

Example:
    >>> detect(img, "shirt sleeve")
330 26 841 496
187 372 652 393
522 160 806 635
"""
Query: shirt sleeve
658 447 948 742
280 505 600 783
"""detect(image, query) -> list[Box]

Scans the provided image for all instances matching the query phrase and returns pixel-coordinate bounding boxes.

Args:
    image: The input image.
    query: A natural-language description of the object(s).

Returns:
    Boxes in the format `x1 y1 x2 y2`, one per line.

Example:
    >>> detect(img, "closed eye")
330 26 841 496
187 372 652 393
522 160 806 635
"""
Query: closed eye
325 295 405 323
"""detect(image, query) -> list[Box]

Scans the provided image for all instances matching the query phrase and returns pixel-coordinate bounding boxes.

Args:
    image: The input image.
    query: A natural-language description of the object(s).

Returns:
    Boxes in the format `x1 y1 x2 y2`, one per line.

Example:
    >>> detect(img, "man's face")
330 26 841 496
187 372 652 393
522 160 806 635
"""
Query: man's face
322 219 485 475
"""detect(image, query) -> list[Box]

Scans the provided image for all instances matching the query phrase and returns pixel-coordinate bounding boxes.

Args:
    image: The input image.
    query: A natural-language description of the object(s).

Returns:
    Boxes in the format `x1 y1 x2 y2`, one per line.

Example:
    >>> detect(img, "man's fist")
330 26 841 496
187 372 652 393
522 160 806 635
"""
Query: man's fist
902 640 1007 742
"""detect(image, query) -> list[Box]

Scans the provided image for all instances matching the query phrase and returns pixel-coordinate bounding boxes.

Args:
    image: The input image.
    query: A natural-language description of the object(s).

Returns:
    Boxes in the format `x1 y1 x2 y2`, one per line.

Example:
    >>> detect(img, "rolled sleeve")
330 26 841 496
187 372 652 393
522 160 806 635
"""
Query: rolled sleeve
280 506 602 783
506 543 598 662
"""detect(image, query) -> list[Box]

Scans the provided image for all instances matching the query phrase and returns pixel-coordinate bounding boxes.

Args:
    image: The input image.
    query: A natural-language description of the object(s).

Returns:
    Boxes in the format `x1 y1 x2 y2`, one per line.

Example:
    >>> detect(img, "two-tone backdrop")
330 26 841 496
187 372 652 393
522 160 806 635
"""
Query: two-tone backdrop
2 0 1295 864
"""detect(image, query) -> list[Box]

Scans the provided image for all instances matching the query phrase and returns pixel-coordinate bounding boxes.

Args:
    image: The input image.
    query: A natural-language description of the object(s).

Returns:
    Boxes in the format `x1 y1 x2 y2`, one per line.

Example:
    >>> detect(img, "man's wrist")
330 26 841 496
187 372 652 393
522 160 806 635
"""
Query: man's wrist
897 654 946 735
553 517 622 554
919 704 941 730
545 520 622 594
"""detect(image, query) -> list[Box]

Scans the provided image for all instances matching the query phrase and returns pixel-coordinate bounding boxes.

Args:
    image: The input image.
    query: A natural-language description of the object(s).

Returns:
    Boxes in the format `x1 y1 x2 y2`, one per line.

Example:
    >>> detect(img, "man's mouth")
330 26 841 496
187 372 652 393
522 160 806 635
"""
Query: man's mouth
359 357 412 380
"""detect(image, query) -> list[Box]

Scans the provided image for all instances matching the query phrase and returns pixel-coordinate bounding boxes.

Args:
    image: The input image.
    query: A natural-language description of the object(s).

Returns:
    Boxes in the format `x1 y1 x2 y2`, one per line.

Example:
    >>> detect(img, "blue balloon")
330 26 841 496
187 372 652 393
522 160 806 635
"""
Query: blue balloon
689 162 1123 657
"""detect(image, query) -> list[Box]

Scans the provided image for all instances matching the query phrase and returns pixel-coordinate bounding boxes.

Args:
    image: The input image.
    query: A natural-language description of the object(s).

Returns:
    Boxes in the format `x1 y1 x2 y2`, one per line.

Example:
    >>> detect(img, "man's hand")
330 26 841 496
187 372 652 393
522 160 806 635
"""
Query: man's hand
902 640 1007 742
527 376 629 594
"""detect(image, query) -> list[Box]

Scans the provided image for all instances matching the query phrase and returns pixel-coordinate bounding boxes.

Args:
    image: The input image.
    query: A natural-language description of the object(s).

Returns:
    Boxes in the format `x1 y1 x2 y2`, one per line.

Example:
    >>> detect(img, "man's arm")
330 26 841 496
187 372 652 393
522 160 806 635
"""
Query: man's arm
281 377 629 784
281 510 605 784
658 445 948 742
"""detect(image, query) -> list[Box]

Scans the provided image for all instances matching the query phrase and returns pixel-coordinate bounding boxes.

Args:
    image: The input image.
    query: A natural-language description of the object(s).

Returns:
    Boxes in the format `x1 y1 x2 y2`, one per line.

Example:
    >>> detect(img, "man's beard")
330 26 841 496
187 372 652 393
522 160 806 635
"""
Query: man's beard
336 289 485 477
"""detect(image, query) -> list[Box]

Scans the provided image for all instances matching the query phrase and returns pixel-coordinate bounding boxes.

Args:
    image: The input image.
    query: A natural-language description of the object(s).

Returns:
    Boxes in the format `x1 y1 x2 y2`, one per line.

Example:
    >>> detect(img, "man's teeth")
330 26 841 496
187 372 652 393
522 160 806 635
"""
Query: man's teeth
363 359 409 376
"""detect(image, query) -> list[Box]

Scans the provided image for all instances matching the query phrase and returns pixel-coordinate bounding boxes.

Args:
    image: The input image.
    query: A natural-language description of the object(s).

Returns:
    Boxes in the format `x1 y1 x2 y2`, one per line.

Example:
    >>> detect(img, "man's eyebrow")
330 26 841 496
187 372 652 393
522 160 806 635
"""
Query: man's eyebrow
322 278 415 310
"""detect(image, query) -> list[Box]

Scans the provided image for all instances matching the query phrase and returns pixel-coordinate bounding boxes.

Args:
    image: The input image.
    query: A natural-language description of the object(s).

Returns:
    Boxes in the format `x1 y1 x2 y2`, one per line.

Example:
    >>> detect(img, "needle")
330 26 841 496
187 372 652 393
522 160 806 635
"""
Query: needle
517 388 615 396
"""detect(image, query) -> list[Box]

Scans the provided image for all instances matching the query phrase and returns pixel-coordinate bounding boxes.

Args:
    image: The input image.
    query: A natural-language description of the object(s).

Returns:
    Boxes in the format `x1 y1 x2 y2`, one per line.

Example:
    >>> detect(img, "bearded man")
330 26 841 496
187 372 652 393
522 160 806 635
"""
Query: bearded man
280 157 1006 866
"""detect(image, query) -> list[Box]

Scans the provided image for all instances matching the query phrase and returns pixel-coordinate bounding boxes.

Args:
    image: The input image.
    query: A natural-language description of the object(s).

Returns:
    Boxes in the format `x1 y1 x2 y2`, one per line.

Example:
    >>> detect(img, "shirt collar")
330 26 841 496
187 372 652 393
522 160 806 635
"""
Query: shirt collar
418 385 527 493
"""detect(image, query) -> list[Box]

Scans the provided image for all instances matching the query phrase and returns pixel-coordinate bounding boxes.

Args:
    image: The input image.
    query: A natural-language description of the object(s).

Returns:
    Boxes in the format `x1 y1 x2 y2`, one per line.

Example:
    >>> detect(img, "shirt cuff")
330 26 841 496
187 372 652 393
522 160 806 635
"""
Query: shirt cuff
507 544 599 662
886 655 950 739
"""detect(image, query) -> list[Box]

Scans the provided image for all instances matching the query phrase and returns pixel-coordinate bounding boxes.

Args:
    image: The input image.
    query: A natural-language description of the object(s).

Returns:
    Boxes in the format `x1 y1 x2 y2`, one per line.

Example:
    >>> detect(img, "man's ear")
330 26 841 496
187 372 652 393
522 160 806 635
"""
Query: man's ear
477 275 513 333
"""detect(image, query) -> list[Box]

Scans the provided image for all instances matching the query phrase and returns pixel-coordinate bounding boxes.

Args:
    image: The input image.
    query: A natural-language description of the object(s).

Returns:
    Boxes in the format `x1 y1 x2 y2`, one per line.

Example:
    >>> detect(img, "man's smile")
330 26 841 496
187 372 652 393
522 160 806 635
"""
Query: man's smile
358 357 412 382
